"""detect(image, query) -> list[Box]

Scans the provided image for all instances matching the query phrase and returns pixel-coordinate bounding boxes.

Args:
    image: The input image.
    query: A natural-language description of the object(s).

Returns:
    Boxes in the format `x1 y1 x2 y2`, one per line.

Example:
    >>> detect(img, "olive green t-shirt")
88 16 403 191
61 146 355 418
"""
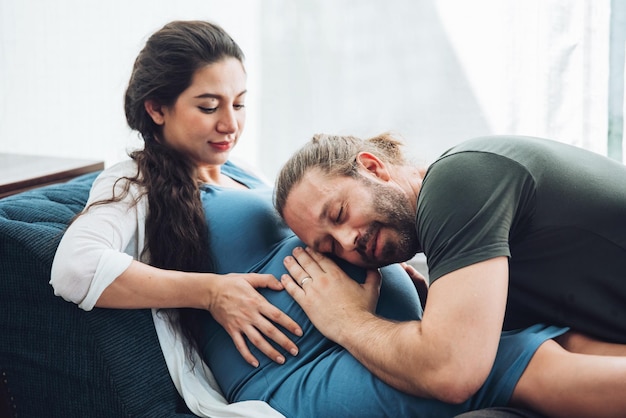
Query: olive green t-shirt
417 135 626 342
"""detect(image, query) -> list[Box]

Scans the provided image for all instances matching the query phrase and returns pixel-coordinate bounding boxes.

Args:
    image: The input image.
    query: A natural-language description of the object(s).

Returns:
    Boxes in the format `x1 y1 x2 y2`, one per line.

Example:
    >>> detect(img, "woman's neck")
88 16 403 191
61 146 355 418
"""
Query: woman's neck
197 165 247 189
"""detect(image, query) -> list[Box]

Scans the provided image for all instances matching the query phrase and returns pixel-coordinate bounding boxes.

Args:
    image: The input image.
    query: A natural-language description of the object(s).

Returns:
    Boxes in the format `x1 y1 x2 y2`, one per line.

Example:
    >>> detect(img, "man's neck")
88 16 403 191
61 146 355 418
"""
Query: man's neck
394 165 426 211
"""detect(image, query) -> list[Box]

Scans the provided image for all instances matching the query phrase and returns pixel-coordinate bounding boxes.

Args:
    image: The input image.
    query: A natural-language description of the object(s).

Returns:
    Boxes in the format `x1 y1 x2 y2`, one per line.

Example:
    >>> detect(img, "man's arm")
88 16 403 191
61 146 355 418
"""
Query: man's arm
282 247 508 403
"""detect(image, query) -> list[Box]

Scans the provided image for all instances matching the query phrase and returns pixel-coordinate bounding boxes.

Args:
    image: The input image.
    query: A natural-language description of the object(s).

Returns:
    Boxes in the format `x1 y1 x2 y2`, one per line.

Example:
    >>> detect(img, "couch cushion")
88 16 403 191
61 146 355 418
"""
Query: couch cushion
0 173 195 417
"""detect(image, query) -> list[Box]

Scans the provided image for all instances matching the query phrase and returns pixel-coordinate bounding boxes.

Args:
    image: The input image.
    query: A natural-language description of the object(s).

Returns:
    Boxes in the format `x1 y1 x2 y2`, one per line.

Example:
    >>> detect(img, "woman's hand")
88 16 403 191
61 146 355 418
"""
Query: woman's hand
207 273 303 367
99 261 301 368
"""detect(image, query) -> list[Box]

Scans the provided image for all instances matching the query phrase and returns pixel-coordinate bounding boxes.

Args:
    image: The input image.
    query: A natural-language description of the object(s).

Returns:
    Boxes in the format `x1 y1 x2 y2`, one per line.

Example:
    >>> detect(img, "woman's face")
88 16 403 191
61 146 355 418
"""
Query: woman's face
153 57 247 168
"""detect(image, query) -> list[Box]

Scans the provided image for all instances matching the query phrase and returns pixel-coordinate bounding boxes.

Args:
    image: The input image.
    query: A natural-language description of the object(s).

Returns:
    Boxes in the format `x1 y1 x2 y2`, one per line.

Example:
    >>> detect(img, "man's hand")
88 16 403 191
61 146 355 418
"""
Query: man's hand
281 246 381 344
282 250 509 401
401 262 428 310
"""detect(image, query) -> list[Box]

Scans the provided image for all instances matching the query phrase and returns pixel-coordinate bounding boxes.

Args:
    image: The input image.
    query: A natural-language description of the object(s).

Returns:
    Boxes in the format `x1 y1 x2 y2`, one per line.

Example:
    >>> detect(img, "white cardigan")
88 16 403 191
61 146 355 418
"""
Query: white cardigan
50 160 284 418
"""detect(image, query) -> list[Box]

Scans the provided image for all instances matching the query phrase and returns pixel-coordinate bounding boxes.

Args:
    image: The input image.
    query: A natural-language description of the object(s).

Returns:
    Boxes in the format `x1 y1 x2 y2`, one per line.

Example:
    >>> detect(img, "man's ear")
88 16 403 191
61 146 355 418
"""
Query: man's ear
144 100 166 125
355 152 391 181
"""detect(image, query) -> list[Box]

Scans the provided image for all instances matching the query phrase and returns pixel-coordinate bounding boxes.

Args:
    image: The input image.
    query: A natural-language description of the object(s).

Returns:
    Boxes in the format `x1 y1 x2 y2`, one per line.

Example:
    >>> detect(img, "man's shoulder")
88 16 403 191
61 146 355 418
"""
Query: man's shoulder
442 135 553 158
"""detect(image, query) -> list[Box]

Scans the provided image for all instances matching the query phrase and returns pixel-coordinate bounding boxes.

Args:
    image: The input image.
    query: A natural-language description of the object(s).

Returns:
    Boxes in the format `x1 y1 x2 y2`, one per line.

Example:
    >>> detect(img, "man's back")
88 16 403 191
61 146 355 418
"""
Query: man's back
418 135 626 342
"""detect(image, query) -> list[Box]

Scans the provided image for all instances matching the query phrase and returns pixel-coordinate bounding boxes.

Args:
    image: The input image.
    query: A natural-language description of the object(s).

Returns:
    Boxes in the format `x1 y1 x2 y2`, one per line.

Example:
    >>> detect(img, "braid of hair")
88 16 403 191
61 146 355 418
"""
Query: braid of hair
131 139 212 355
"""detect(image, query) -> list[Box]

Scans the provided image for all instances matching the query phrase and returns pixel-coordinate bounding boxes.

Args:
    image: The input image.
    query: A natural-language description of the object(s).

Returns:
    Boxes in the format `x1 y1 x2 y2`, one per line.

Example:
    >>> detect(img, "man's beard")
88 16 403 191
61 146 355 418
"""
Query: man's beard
356 177 420 267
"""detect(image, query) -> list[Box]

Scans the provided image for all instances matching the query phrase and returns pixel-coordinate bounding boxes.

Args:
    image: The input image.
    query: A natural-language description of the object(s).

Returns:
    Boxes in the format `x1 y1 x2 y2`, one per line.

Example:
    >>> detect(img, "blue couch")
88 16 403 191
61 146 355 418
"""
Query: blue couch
0 173 195 417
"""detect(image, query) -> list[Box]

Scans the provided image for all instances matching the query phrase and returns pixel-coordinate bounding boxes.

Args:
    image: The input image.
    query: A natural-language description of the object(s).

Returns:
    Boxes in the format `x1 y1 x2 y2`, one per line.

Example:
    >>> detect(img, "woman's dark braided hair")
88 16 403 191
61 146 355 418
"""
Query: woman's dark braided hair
121 20 245 353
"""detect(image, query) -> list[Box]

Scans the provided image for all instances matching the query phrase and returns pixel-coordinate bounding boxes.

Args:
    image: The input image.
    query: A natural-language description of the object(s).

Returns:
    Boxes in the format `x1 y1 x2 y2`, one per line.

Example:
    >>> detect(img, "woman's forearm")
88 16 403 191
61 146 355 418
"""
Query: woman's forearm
96 260 214 309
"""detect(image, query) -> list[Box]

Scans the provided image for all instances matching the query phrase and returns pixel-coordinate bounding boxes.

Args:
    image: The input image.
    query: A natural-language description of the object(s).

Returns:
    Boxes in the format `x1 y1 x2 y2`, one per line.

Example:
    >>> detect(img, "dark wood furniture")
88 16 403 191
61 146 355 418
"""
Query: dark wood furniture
0 153 104 198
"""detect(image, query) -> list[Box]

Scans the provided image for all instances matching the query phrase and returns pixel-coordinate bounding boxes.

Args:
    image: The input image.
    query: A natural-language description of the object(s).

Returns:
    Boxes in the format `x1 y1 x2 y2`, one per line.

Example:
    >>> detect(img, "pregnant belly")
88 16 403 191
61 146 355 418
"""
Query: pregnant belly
197 235 422 402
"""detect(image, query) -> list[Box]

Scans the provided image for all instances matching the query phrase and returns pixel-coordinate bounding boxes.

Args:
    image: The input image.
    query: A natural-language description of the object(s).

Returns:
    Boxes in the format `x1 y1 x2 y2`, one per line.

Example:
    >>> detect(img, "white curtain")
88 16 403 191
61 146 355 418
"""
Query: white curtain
258 0 615 179
0 0 262 167
0 0 620 178
435 0 610 154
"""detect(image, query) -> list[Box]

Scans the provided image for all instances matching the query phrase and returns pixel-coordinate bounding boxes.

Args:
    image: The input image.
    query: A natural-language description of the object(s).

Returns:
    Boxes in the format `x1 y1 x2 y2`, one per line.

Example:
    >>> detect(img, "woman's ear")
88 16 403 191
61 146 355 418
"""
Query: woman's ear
355 152 391 181
144 100 165 125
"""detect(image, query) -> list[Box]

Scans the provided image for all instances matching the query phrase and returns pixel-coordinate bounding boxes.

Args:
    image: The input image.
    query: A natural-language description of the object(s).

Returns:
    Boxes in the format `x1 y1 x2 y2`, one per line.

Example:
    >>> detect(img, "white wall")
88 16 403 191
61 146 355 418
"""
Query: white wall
258 0 612 179
0 0 617 181
0 0 261 167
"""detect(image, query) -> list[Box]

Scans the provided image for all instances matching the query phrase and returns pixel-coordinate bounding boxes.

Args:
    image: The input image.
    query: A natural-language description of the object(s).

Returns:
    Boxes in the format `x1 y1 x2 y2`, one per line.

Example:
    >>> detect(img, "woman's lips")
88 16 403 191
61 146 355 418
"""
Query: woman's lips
209 141 233 151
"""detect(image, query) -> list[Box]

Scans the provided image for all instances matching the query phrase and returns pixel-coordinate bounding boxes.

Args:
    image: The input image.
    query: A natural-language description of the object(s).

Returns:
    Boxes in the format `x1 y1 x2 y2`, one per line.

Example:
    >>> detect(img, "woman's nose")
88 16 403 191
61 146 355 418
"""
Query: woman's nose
217 108 237 134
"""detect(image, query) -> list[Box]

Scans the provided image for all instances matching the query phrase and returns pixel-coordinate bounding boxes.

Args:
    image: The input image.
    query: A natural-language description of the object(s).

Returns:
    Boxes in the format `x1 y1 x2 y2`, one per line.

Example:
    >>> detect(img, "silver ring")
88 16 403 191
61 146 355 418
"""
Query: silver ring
300 277 313 286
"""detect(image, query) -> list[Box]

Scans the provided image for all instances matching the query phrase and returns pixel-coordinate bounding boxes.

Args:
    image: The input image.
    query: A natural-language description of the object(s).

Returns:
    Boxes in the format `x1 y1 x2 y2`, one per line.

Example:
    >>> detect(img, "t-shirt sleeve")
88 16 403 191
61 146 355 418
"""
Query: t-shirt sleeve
417 151 535 282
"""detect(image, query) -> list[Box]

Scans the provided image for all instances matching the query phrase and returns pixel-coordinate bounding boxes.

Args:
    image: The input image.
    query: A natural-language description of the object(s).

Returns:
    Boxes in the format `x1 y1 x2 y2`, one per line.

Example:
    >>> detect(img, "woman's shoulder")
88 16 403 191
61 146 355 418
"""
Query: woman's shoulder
224 158 270 188
88 159 144 203
101 159 138 177
93 159 139 185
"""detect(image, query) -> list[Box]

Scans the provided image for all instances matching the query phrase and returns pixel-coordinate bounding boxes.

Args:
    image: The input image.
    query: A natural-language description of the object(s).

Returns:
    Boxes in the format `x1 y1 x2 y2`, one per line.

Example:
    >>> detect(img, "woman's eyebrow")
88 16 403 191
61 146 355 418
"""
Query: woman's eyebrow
193 90 247 99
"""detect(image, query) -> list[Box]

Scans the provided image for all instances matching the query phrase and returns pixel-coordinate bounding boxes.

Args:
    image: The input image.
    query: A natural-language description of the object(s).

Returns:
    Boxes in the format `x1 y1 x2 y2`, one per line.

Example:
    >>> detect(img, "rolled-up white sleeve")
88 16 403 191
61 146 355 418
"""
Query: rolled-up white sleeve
50 161 146 311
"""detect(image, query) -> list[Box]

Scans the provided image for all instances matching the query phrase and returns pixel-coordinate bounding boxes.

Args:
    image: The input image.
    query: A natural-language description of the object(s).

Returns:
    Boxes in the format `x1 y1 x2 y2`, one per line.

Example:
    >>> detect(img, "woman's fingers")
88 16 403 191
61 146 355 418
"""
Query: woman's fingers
247 273 285 290
245 274 303 336
242 323 287 365
229 325 286 367
229 331 260 367
226 310 300 367
212 273 302 365
259 303 303 345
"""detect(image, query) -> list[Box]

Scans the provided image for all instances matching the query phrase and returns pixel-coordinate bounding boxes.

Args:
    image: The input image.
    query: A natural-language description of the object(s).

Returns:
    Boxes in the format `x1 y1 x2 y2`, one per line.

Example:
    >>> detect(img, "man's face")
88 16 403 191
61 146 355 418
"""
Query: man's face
283 168 420 268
